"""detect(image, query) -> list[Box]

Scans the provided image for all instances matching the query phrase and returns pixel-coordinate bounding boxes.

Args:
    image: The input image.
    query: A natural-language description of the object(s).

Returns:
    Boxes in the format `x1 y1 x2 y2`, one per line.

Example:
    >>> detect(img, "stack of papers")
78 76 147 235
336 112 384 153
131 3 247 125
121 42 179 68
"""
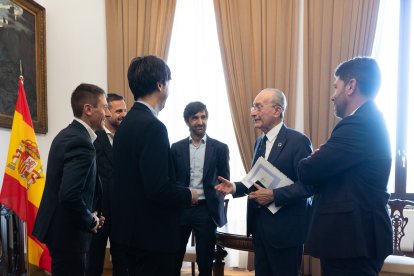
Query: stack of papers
241 157 293 213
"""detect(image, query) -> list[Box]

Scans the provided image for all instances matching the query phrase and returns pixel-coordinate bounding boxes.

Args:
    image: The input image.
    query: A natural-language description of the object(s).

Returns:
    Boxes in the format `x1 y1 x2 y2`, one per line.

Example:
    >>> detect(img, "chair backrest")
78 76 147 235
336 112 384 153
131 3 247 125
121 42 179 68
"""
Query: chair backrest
388 199 414 255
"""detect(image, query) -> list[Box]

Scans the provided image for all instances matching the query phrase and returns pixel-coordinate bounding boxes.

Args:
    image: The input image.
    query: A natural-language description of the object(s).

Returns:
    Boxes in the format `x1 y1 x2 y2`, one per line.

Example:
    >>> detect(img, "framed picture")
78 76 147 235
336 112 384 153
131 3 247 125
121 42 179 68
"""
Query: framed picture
0 0 47 134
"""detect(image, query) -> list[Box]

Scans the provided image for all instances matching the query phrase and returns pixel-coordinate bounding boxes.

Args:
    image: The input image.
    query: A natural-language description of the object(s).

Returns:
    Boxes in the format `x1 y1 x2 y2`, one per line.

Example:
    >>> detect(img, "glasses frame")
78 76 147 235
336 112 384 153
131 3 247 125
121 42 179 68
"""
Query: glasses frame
250 104 281 112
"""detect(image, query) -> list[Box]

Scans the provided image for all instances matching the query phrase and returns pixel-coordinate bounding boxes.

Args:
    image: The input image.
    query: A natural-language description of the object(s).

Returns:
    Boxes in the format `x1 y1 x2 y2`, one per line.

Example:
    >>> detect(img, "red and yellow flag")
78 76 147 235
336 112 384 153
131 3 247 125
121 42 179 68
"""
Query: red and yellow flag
0 78 51 272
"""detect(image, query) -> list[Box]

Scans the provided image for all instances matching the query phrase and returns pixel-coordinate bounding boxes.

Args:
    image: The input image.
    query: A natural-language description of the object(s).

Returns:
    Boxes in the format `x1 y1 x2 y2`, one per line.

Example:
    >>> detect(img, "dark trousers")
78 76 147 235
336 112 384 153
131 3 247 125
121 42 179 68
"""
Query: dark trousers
86 222 110 276
174 204 217 276
320 257 385 276
252 228 303 276
49 247 87 276
111 241 176 276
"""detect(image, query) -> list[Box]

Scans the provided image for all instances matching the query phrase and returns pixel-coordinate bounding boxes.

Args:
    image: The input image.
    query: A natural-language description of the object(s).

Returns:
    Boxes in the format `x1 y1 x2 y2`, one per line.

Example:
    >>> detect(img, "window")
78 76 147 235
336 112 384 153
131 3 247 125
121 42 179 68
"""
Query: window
373 0 413 199
159 0 248 267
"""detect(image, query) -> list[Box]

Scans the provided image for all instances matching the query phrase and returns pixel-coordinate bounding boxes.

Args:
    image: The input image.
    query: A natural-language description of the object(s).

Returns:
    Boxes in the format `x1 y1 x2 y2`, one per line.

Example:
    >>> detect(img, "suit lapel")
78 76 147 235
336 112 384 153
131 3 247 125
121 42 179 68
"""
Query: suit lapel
183 139 191 180
267 124 287 164
96 130 113 165
203 137 213 179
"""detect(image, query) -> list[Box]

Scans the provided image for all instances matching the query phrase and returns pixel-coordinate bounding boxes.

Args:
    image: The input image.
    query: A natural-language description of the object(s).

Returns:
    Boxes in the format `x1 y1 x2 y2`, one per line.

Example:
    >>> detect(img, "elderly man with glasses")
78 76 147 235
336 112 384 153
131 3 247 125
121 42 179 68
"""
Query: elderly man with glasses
216 88 314 276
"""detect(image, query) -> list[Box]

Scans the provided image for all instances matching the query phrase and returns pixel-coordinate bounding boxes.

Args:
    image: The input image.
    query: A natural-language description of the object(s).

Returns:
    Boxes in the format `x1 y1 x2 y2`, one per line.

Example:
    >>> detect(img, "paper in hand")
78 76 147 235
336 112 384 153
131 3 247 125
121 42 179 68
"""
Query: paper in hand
242 157 293 213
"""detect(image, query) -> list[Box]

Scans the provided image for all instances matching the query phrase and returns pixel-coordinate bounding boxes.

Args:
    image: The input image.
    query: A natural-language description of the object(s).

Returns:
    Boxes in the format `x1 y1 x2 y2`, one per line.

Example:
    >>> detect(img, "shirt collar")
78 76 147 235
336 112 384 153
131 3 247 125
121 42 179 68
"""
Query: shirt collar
189 134 207 145
137 100 159 117
103 125 112 135
264 121 283 143
74 118 97 142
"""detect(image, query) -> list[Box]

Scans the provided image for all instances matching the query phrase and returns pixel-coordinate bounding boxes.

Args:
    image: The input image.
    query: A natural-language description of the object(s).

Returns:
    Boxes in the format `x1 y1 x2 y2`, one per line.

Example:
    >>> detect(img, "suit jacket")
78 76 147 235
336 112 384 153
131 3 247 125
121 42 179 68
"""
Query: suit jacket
110 102 192 253
234 124 313 248
33 120 101 252
94 129 113 222
171 136 230 227
298 101 393 259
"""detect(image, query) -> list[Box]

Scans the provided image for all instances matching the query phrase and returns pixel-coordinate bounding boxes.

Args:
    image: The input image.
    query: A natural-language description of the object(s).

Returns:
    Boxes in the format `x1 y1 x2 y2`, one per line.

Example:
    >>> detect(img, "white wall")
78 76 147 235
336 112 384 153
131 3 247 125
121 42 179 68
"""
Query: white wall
0 0 107 183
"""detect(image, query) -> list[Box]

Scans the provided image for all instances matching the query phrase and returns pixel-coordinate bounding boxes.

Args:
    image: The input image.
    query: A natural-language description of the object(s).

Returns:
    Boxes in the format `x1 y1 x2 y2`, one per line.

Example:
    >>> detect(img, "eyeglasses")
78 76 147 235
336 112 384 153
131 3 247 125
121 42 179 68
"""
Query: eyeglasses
250 104 279 112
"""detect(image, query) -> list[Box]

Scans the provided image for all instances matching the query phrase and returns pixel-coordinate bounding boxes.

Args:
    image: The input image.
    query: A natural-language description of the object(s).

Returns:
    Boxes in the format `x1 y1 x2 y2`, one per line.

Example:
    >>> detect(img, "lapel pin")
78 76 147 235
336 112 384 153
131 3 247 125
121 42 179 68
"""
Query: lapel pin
278 142 282 148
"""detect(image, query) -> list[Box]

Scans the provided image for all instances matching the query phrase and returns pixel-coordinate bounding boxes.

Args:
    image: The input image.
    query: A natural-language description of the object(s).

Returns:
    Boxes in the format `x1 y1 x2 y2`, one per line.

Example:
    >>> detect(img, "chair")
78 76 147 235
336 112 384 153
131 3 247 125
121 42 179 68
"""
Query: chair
183 199 229 276
380 199 414 275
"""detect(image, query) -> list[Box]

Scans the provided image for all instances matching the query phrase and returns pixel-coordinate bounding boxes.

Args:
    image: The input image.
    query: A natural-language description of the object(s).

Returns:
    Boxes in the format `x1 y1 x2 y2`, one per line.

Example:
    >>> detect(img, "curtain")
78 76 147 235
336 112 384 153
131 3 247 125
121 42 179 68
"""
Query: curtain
214 0 300 171
105 0 177 108
303 0 380 147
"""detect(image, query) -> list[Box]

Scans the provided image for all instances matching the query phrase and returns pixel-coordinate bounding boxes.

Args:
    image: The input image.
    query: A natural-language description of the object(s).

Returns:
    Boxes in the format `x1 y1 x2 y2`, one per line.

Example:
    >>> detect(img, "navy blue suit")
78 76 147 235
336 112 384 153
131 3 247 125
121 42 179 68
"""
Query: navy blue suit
171 136 229 275
110 102 192 275
298 101 392 274
87 129 113 276
33 120 101 275
234 124 313 276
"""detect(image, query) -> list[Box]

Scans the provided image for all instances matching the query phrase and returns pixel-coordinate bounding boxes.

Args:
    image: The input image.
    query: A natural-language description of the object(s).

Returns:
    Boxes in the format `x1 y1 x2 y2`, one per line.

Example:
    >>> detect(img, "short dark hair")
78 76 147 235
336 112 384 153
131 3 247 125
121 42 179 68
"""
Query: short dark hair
183 101 208 123
334 57 381 98
71 83 105 118
107 93 124 109
127 55 171 100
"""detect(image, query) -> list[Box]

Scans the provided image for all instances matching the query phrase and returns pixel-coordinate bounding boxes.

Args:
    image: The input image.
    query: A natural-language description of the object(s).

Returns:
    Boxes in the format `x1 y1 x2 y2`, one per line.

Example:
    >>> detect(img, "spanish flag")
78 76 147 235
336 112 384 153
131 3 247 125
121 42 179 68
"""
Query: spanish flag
0 77 51 272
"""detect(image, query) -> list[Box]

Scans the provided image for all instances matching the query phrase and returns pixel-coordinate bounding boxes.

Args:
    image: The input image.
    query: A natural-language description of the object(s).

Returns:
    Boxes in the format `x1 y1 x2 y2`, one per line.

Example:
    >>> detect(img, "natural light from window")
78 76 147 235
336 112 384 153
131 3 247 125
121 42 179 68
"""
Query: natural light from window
407 1 414 192
372 0 400 193
159 0 249 267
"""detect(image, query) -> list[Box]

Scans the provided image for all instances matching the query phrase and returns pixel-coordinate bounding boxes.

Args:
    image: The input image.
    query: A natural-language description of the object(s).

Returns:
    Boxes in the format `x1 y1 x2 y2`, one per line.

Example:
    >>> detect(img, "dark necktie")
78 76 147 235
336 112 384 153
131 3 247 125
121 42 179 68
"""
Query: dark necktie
252 135 267 166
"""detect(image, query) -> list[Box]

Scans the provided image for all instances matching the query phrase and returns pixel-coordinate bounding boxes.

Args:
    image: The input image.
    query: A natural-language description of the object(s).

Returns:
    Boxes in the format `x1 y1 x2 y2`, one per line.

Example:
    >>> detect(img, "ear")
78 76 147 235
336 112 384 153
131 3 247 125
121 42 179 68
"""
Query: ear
156 81 164 92
83 104 93 116
347 79 357 95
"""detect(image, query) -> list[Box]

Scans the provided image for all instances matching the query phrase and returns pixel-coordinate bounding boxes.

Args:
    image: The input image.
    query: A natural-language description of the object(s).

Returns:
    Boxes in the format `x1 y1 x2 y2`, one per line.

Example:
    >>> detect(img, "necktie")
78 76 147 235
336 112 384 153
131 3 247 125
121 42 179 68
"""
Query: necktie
252 135 267 166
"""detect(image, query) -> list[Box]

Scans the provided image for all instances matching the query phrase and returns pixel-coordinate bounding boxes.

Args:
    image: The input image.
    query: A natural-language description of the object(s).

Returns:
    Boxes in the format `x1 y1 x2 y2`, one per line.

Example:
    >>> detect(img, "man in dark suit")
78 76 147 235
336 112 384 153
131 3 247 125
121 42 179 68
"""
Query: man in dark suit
298 57 393 275
110 55 198 276
33 83 110 275
171 101 230 276
86 93 127 276
216 88 313 276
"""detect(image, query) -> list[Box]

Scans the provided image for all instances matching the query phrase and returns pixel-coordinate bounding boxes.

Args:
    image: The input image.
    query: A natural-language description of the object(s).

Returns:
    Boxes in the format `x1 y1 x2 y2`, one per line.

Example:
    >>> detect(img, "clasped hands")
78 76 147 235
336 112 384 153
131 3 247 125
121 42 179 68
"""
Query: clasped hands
90 211 105 233
215 176 274 206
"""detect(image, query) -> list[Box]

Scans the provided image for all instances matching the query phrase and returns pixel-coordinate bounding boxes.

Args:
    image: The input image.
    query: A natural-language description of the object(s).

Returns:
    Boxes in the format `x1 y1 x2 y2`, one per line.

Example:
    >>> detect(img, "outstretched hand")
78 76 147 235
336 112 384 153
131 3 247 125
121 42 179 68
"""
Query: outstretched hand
215 176 235 195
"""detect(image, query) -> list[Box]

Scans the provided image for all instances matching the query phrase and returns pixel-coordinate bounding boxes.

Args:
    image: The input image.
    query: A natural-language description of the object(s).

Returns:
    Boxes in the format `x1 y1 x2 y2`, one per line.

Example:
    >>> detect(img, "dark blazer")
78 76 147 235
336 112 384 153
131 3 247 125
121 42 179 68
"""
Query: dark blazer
33 120 101 252
171 136 230 227
298 101 393 260
94 129 113 222
234 124 313 248
110 102 192 253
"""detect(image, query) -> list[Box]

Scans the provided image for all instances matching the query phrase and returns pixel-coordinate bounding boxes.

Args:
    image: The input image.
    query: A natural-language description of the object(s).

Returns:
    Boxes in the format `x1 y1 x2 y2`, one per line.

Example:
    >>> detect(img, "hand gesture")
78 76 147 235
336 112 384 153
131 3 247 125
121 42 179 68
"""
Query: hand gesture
90 211 100 233
215 176 235 195
248 183 274 205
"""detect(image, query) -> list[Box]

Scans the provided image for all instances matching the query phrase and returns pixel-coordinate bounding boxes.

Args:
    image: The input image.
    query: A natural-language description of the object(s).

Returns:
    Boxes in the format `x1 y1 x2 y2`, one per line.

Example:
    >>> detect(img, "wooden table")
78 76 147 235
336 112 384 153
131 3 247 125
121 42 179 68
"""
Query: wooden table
213 221 253 276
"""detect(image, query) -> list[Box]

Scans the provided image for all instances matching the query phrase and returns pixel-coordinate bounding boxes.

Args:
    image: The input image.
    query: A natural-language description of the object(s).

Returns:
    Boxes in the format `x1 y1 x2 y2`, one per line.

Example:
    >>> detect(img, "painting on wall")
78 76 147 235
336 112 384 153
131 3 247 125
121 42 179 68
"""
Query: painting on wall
0 0 47 133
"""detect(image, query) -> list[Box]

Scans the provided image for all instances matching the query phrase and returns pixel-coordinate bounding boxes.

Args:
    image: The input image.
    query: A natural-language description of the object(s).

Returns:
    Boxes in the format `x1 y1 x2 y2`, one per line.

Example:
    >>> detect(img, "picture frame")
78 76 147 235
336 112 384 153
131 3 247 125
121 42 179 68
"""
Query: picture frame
0 0 47 134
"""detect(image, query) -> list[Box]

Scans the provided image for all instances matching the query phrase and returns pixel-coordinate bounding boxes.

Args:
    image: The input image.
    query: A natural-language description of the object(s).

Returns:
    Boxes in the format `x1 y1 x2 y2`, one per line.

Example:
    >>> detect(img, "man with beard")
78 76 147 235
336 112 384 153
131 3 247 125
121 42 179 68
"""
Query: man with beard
298 57 393 275
33 83 110 275
86 93 127 276
171 101 230 276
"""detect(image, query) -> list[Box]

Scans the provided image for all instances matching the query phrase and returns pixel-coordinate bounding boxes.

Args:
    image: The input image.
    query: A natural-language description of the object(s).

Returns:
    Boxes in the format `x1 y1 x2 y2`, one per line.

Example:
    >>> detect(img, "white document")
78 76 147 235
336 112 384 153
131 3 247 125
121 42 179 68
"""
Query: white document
242 157 293 214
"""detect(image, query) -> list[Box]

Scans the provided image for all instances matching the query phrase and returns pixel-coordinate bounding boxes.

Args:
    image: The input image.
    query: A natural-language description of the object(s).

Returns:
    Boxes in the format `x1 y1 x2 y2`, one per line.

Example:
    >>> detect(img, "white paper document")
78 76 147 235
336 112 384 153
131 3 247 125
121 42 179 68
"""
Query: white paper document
242 157 293 214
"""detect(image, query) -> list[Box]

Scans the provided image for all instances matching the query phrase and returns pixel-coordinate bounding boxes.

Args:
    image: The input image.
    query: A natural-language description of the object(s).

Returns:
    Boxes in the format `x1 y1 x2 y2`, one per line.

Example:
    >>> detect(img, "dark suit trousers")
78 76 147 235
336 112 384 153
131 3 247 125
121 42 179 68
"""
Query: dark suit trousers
253 213 303 276
86 222 110 276
49 247 87 276
174 204 217 276
111 241 176 276
320 257 385 276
